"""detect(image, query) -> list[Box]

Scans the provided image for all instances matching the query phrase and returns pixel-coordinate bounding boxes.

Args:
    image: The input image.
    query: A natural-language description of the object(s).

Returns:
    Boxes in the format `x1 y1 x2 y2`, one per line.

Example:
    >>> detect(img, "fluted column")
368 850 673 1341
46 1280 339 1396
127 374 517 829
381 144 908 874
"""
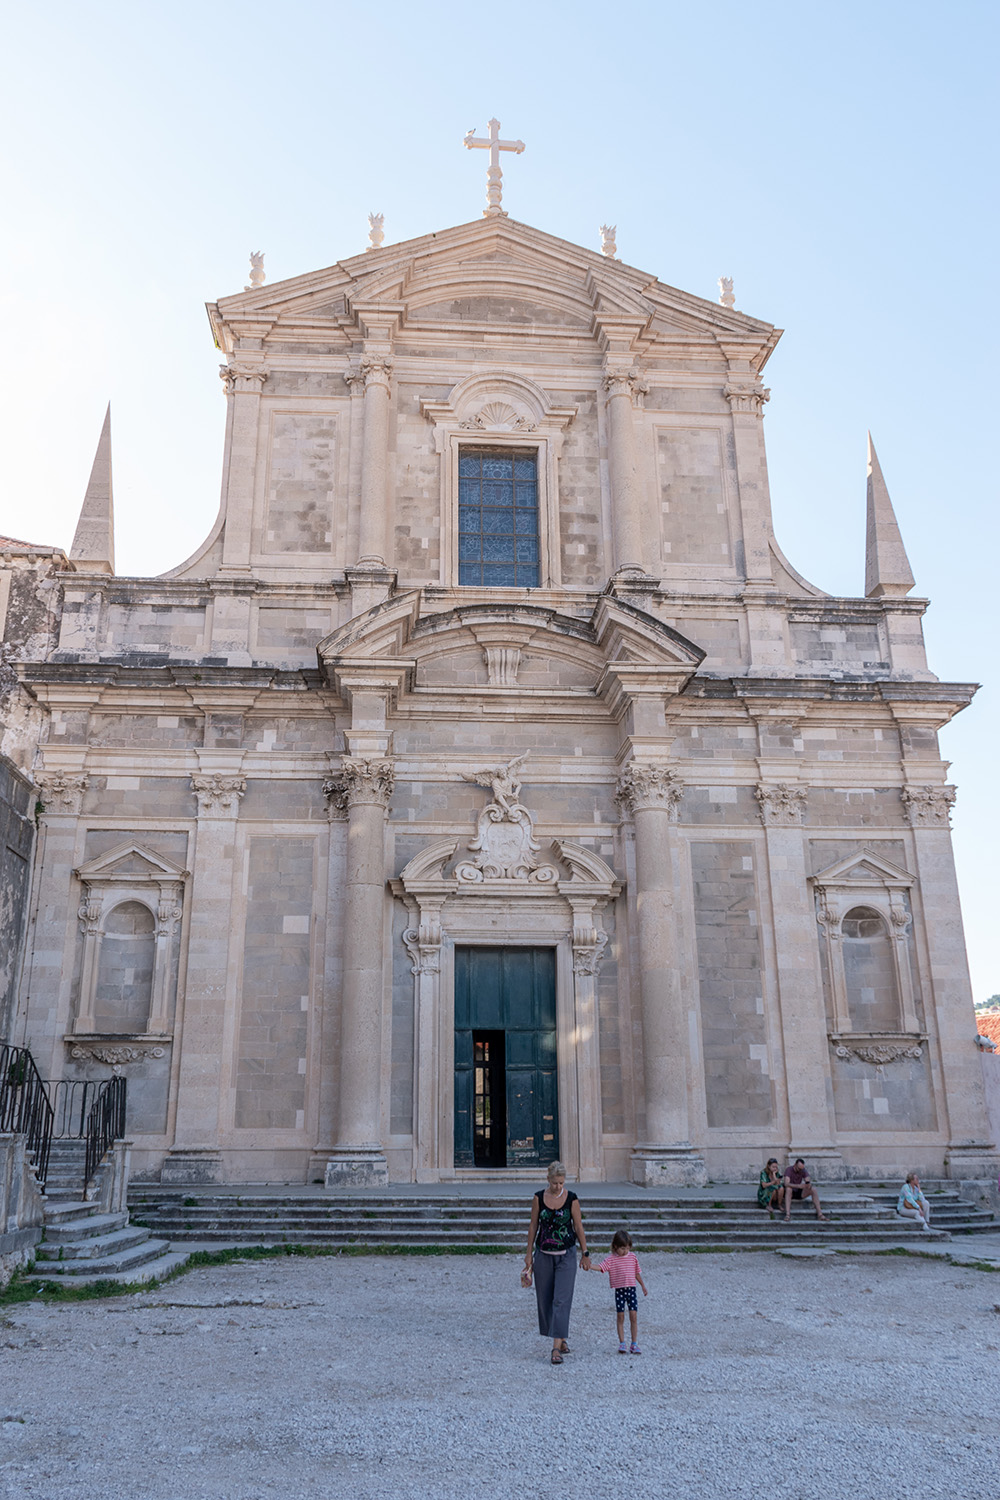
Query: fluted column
617 763 706 1186
325 757 394 1188
603 368 647 577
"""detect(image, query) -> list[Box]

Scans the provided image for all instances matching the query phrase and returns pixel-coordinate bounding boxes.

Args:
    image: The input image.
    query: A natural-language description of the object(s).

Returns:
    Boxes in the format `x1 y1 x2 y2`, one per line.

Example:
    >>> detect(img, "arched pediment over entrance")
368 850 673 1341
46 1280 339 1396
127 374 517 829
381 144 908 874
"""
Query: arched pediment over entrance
316 592 705 703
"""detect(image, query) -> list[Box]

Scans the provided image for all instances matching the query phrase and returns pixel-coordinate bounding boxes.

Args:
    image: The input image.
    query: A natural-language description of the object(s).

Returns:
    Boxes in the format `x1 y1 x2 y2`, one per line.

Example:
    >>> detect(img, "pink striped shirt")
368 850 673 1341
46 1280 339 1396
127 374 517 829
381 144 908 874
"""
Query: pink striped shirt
597 1251 641 1288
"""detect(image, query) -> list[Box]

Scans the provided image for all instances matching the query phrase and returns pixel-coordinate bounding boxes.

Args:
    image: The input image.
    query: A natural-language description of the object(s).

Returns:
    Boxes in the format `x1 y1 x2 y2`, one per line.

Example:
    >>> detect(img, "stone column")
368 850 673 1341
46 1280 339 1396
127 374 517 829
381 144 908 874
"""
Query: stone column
218 361 267 575
161 773 245 1185
755 783 843 1176
617 763 706 1186
325 756 395 1188
603 368 647 577
902 784 999 1180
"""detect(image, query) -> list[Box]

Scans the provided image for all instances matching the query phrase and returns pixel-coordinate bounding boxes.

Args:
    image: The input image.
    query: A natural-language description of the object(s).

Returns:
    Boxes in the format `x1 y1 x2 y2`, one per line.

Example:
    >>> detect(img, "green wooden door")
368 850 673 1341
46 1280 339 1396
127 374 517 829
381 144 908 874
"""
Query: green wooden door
454 947 558 1169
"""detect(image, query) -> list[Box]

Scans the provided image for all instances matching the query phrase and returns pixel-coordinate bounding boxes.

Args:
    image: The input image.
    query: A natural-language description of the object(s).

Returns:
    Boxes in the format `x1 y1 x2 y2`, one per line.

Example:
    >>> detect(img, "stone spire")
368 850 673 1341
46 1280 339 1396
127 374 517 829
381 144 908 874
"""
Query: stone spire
865 433 914 599
70 404 115 575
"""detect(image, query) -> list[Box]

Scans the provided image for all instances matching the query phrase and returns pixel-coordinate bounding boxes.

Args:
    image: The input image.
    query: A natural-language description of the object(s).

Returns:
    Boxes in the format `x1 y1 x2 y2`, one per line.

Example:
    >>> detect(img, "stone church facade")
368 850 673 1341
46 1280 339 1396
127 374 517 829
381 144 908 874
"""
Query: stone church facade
5 214 995 1187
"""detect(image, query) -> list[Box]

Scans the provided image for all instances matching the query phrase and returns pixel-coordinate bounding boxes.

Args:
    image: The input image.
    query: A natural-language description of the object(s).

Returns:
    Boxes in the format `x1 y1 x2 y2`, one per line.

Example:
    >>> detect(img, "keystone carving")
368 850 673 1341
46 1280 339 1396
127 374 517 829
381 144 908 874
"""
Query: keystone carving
190 774 246 817
616 764 684 819
901 785 956 827
482 646 522 686
756 783 808 826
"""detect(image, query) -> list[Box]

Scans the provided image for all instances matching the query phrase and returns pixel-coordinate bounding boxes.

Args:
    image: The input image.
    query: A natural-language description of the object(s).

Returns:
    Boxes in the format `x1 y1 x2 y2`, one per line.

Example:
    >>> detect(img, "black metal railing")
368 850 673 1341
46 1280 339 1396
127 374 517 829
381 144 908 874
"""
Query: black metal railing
48 1079 103 1141
0 1044 55 1188
84 1076 127 1192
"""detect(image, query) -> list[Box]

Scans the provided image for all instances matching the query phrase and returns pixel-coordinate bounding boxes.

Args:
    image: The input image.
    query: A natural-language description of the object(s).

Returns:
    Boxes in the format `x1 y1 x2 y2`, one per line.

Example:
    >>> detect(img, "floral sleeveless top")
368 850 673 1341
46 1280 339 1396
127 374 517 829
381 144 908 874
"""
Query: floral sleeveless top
535 1189 578 1254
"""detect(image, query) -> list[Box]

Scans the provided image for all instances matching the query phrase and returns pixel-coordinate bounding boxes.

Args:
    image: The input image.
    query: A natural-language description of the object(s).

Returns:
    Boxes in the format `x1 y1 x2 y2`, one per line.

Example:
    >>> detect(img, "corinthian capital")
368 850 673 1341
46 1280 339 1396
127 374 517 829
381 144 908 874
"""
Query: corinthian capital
603 368 648 406
616 763 683 818
724 380 770 416
191 774 246 817
755 782 807 826
360 355 393 390
901 784 956 827
340 757 395 810
37 772 89 816
219 361 268 395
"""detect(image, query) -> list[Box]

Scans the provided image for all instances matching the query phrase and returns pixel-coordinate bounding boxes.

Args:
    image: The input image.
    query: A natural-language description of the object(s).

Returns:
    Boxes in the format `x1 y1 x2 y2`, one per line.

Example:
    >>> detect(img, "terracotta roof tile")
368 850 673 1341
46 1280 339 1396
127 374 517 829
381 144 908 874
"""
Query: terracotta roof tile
977 1014 1000 1047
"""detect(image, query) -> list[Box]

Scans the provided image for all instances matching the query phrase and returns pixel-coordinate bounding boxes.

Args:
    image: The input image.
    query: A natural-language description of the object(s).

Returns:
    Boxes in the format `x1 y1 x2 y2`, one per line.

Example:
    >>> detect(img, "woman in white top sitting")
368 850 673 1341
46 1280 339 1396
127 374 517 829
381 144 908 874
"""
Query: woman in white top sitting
897 1171 931 1231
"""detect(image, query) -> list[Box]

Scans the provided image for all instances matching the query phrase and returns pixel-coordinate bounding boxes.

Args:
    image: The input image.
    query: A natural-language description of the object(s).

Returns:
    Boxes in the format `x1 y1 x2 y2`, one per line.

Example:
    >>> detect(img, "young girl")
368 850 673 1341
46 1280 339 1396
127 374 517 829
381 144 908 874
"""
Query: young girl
595 1229 647 1354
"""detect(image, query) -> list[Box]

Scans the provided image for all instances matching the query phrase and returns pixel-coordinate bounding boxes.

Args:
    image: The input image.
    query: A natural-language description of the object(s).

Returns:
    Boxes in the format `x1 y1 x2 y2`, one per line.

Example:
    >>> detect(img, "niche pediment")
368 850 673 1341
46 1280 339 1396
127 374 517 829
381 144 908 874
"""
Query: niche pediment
810 848 914 891
75 843 190 884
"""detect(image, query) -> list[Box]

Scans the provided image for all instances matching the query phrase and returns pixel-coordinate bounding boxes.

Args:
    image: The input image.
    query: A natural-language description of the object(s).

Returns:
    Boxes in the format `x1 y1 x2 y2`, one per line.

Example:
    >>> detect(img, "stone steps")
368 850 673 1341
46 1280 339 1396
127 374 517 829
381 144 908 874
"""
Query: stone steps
27 1188 189 1288
128 1187 996 1251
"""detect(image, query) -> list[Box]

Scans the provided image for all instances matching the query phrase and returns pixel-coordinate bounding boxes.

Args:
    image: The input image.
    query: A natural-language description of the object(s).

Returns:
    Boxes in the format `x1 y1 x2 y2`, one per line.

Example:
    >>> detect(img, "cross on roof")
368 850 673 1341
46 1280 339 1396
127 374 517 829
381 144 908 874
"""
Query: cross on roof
463 118 525 219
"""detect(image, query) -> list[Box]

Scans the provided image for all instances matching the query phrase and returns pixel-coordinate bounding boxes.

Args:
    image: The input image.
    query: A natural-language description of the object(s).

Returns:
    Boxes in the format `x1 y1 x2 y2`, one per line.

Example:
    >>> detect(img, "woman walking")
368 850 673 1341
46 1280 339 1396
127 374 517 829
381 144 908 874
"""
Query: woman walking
523 1161 591 1364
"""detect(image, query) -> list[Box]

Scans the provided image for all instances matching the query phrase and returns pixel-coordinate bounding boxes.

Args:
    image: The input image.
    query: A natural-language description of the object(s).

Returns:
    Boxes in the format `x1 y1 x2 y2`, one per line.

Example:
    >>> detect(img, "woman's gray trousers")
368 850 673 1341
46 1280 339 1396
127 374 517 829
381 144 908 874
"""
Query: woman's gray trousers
533 1250 577 1339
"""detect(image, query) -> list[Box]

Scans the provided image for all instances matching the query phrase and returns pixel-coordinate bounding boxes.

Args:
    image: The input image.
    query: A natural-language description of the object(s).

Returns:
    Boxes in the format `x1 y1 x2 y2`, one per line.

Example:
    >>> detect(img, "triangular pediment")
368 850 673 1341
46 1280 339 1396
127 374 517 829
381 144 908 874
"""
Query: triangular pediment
210 217 779 363
810 848 914 888
76 841 190 882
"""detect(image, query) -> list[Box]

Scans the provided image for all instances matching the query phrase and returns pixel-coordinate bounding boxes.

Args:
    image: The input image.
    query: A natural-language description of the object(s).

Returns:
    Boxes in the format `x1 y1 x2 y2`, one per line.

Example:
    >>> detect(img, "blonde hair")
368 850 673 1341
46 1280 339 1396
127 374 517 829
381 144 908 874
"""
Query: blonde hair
547 1161 567 1181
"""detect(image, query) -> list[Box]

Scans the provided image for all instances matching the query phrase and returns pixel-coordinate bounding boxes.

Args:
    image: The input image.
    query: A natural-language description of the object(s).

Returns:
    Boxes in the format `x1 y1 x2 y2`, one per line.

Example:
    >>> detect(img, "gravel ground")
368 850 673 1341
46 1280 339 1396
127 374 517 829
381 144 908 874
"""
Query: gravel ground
2 1250 998 1500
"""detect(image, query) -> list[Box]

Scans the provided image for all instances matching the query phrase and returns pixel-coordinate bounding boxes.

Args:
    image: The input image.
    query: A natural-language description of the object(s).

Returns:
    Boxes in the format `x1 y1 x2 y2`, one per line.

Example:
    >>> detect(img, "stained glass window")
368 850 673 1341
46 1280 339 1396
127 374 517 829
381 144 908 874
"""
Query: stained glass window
458 448 539 586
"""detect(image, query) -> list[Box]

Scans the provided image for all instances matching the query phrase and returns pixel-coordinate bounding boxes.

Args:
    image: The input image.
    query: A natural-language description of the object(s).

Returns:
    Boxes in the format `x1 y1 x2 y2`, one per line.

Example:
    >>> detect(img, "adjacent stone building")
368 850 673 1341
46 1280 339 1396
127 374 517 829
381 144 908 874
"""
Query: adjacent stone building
5 213 995 1187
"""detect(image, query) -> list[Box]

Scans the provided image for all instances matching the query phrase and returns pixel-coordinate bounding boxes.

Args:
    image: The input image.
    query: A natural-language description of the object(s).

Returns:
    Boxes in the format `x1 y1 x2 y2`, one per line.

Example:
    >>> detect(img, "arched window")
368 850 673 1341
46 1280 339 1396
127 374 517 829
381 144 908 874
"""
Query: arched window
841 906 900 1032
94 900 156 1033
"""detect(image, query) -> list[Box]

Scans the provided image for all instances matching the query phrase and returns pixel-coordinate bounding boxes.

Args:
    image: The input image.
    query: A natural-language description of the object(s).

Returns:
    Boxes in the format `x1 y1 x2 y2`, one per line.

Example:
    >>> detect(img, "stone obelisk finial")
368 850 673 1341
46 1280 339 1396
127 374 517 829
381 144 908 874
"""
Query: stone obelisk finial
70 404 115 575
865 433 915 598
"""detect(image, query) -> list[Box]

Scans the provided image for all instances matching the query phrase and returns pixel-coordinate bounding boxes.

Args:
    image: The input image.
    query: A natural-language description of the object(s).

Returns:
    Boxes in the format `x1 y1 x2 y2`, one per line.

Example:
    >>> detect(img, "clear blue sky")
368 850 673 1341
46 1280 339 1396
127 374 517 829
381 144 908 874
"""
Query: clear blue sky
1 1 996 995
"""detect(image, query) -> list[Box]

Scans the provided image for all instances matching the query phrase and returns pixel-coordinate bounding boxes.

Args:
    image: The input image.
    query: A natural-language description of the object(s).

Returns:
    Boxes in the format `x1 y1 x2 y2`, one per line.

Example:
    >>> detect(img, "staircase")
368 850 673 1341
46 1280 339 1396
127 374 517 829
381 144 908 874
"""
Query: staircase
128 1181 996 1253
29 1141 188 1287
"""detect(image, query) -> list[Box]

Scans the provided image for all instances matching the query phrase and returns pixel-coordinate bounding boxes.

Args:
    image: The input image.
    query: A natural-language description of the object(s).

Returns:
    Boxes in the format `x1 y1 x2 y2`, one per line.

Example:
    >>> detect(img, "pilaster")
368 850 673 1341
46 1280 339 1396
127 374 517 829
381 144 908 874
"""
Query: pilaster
161 770 245 1184
754 777 844 1175
902 783 999 1178
218 356 268 575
